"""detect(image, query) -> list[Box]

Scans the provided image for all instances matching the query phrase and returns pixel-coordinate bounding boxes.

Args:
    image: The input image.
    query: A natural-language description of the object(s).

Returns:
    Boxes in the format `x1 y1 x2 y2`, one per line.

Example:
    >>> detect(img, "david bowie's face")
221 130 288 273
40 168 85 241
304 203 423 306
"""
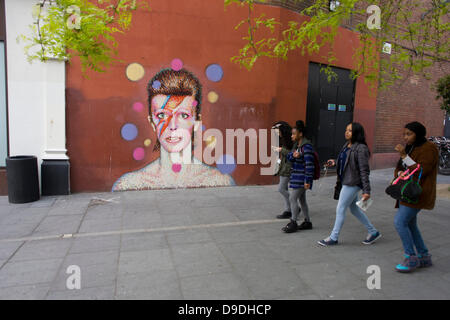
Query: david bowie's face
151 94 196 153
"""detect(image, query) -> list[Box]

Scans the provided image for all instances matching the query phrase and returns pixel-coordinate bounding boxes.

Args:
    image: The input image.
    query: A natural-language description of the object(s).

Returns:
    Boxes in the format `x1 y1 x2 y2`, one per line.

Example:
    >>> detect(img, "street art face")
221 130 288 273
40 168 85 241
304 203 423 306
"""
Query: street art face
112 61 236 191
151 94 196 153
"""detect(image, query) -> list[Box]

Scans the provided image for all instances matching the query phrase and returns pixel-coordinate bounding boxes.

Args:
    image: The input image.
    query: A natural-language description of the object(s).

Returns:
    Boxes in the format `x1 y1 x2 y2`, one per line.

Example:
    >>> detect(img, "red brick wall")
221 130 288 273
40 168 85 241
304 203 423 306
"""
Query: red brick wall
374 61 449 155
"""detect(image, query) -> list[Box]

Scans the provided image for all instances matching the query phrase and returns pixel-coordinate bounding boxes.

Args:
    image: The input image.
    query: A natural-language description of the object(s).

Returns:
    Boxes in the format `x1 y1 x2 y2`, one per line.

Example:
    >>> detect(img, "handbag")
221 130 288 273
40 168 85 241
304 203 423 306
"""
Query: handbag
385 165 423 204
334 180 342 200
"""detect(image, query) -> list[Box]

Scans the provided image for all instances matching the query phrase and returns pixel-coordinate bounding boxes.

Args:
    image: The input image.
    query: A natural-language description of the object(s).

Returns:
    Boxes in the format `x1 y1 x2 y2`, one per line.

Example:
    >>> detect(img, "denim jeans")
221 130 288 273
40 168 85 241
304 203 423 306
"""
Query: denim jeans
394 204 429 256
330 185 378 241
278 176 291 212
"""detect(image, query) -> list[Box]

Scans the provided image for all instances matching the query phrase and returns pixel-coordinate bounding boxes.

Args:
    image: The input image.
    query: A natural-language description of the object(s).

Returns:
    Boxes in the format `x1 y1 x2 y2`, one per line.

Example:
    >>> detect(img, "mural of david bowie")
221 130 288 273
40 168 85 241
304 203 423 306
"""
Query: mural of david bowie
112 68 235 191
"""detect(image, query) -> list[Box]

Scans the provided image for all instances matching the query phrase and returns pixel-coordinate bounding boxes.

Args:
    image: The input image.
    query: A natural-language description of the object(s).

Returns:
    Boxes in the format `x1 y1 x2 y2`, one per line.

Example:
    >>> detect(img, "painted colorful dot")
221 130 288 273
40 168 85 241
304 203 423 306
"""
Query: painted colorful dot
172 163 182 173
126 63 145 82
206 64 224 82
133 147 145 161
171 58 183 71
121 123 138 141
207 91 219 103
152 80 161 89
217 154 236 175
133 102 144 112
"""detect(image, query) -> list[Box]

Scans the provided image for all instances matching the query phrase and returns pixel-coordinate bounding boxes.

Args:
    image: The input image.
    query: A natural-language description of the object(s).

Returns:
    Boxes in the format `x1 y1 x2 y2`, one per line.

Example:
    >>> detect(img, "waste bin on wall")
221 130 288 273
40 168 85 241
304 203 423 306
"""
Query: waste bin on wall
5 156 40 203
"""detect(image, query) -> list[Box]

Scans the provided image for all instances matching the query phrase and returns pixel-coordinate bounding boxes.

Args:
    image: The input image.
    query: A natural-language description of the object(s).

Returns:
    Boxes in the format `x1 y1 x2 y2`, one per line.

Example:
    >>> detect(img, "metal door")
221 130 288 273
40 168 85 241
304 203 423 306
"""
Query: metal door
306 62 356 163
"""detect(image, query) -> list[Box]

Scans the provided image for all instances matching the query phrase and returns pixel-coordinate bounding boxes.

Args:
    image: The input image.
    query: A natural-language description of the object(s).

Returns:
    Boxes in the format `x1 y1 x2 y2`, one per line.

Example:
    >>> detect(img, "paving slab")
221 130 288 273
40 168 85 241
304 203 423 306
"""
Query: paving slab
171 242 232 278
0 284 51 300
0 258 63 288
46 285 115 300
50 250 119 291
120 232 168 252
116 269 181 300
118 248 174 275
180 272 253 300
32 215 84 237
78 218 122 234
70 235 121 254
10 239 73 262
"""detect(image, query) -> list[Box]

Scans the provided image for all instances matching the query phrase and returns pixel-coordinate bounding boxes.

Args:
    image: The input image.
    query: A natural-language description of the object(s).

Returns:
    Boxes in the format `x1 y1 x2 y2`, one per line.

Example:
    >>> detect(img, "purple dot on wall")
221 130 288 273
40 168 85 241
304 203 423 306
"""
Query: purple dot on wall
205 64 224 82
133 147 145 161
133 102 144 112
201 125 206 131
171 58 183 71
217 154 236 175
152 80 161 89
121 123 138 141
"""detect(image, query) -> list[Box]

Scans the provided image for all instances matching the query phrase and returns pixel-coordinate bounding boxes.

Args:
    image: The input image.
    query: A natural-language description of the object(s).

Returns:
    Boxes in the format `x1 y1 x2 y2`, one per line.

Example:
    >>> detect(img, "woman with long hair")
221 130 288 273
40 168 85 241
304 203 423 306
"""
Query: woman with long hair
318 122 381 246
393 121 438 273
272 121 294 219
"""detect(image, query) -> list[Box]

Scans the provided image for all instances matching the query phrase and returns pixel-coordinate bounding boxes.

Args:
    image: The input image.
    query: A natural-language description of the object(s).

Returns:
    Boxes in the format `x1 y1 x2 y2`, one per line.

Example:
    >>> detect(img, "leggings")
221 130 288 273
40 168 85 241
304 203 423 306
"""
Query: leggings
288 187 310 222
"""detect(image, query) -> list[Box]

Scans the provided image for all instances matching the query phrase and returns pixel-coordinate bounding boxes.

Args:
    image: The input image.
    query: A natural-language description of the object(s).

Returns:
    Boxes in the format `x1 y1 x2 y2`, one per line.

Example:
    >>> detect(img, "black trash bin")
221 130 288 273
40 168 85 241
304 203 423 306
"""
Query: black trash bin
5 156 40 204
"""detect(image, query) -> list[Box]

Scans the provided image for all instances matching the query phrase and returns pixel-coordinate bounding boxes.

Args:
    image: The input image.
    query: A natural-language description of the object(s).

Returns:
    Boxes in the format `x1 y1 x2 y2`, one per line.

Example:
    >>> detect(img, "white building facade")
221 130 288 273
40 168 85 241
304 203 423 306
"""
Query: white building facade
0 0 68 195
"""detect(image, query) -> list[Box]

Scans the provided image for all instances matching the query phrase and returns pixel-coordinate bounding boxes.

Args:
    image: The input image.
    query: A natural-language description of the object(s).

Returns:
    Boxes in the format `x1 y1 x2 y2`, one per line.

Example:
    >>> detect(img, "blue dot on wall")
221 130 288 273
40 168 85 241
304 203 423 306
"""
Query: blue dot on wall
205 64 224 82
152 80 161 89
217 154 236 175
121 123 138 141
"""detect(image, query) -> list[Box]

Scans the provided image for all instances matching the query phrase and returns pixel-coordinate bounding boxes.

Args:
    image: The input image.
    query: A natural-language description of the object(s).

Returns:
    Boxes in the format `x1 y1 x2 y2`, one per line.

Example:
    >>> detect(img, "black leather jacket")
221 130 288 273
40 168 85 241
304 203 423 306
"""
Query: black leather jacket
339 142 371 195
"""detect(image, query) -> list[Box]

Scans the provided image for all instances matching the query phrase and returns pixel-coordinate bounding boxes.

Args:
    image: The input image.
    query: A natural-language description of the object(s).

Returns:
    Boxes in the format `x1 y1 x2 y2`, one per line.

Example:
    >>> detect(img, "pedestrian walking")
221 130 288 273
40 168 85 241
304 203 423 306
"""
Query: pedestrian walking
282 120 314 233
318 122 381 246
392 121 438 273
272 121 294 219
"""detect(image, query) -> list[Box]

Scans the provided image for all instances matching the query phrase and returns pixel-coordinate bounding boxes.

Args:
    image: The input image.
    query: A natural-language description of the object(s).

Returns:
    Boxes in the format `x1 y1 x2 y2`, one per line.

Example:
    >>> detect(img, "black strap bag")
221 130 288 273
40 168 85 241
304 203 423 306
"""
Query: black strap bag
385 165 423 204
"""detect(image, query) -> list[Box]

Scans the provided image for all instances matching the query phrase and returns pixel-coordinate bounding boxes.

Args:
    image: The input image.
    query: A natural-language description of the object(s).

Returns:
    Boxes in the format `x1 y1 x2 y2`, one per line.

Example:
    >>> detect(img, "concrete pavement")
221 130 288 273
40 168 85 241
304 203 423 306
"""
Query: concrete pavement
0 168 449 300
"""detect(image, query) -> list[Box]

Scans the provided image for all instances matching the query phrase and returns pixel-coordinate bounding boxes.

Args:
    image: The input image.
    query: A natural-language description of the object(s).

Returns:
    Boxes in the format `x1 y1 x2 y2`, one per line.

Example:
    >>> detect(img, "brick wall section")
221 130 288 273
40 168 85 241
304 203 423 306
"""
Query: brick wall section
374 60 450 153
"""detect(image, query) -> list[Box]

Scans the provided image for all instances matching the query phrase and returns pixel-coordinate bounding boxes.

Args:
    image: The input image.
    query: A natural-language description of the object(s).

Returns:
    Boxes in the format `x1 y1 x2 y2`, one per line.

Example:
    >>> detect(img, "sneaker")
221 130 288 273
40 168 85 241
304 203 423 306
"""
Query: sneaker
362 231 382 245
418 254 433 268
298 220 313 230
282 220 298 233
318 237 338 247
395 254 419 273
277 211 292 219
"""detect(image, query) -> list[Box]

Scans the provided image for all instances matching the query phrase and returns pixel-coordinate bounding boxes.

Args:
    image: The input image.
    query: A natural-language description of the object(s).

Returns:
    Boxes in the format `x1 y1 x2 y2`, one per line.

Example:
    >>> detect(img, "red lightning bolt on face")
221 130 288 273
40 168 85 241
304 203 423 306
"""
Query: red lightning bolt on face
154 95 187 137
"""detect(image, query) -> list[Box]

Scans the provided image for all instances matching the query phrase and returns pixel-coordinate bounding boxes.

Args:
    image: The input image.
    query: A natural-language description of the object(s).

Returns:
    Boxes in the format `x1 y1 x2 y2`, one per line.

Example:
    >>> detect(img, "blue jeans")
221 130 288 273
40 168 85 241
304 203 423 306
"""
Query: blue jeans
330 185 378 241
394 204 428 256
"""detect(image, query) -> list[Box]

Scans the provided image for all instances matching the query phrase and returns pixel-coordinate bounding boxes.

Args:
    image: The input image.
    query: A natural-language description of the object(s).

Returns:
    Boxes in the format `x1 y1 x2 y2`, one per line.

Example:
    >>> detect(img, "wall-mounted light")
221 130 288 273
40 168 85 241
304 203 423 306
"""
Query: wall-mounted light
382 42 392 54
329 1 341 12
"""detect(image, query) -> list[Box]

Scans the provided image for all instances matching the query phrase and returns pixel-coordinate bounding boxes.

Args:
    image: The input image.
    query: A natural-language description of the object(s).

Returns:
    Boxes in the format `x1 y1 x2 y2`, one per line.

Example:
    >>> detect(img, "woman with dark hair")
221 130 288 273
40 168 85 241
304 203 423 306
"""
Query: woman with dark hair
393 121 438 273
272 121 294 219
318 122 381 246
282 120 314 233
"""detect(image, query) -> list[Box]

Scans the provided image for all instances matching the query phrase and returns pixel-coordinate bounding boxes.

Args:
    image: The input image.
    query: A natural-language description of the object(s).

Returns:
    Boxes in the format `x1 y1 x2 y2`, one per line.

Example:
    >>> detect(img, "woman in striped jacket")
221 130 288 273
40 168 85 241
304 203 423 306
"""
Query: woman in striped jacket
282 120 315 233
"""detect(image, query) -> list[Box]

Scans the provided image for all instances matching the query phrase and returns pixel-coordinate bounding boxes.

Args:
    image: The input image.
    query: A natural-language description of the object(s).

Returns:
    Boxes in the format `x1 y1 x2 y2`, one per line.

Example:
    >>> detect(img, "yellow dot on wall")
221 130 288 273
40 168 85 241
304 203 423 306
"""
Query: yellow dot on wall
207 91 219 104
206 136 217 148
144 139 152 147
126 63 145 82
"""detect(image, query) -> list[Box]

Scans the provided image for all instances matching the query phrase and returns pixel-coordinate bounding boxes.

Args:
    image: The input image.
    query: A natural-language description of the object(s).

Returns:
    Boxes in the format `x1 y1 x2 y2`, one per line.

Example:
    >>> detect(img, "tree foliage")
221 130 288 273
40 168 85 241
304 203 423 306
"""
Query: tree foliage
225 0 450 90
435 75 450 112
18 0 149 73
18 0 449 90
